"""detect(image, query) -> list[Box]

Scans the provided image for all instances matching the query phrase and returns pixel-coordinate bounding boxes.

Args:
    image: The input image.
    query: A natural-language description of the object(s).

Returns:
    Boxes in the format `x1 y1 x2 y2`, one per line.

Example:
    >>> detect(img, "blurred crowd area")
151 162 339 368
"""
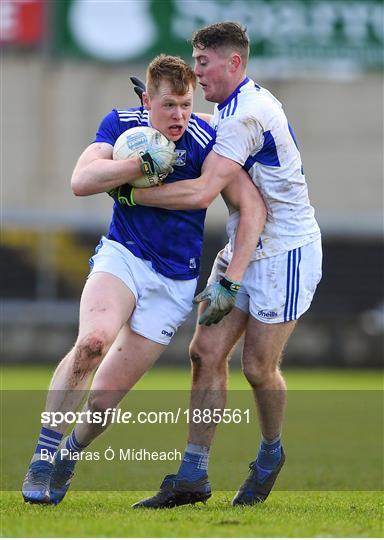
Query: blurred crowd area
1 0 383 366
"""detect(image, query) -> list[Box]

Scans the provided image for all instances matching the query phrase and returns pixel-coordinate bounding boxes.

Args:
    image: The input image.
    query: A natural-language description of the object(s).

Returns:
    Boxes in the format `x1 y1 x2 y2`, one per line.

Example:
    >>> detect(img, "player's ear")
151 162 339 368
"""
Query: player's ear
229 52 241 72
142 92 151 111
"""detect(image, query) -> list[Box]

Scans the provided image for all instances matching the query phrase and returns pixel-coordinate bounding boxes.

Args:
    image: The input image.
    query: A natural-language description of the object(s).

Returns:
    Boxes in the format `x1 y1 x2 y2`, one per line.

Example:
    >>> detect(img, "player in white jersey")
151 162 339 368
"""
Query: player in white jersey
131 23 322 508
213 80 321 261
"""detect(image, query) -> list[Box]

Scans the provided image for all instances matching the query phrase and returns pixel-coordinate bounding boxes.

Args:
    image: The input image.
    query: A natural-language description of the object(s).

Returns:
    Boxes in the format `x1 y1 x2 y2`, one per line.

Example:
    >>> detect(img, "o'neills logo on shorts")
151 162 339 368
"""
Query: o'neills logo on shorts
161 329 174 338
258 310 278 318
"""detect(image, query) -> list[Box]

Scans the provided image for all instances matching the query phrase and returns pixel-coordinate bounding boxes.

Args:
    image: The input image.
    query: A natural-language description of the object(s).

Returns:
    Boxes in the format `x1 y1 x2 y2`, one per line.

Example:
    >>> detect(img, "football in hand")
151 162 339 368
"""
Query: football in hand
113 126 173 188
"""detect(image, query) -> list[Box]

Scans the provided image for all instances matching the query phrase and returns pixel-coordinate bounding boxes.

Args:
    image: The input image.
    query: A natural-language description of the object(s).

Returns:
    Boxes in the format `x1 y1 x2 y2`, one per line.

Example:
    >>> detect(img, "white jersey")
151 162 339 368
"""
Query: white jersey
212 78 321 260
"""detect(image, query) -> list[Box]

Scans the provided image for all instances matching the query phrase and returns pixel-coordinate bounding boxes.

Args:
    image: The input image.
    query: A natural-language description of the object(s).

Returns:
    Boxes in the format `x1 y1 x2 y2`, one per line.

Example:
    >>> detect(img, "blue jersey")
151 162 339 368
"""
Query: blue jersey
93 108 215 279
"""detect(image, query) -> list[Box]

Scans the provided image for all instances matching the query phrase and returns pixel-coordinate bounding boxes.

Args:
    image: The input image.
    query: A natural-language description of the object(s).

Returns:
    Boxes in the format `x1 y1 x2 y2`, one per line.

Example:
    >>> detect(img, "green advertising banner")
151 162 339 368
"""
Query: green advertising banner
54 0 383 70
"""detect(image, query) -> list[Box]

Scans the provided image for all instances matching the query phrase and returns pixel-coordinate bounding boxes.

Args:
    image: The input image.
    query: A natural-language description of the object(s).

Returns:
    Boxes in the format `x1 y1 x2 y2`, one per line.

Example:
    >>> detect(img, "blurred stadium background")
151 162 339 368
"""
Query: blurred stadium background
1 0 383 368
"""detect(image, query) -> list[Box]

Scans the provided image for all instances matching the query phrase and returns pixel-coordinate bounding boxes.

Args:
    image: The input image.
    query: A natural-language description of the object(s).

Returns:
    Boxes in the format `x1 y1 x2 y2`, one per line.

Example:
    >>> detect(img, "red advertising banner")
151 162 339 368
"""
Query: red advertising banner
0 0 44 44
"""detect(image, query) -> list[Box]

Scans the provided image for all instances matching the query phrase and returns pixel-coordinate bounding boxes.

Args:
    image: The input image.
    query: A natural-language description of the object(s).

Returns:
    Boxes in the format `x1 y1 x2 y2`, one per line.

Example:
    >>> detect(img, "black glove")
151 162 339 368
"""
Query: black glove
107 185 136 206
129 76 146 106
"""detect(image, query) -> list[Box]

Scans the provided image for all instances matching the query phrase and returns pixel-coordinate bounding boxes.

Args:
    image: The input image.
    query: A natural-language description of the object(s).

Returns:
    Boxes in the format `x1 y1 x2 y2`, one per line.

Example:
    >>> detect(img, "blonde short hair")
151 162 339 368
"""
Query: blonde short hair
146 54 197 97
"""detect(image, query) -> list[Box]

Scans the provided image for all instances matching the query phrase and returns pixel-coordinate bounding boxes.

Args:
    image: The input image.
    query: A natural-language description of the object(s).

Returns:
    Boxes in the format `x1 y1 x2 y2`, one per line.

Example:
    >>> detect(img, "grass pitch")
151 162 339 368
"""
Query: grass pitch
1 490 381 537
1 365 382 390
0 366 382 537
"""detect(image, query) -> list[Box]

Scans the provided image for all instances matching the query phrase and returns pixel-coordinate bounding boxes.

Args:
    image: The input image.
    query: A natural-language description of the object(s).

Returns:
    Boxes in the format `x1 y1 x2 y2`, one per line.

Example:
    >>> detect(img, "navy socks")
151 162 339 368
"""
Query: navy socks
33 427 63 463
177 443 209 481
255 436 282 481
63 430 87 459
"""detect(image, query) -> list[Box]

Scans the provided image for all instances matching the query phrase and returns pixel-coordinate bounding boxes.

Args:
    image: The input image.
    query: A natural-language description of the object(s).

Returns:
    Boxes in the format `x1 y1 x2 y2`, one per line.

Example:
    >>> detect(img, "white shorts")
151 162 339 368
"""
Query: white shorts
208 238 322 324
89 237 197 344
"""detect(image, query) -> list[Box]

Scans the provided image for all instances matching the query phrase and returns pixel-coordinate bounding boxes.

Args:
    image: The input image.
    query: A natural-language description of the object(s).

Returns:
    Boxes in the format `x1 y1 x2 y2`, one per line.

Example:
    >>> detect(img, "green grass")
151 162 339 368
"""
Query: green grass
1 365 382 390
1 366 382 537
1 491 382 537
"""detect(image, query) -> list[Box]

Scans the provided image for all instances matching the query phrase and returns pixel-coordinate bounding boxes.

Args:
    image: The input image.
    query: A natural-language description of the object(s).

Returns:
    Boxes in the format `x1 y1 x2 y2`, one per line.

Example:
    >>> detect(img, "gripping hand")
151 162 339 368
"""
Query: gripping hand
194 277 241 326
139 136 176 181
107 185 136 206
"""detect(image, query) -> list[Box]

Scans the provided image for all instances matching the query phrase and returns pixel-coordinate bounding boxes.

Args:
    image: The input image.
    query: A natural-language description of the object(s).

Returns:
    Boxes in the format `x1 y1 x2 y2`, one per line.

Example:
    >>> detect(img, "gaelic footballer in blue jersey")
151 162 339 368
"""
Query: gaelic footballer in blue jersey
22 54 266 506
93 107 214 279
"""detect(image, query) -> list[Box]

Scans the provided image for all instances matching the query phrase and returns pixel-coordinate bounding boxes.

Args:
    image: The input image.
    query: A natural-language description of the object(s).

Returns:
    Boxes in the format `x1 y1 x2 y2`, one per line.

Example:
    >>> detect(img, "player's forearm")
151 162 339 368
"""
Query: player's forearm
134 177 215 210
71 158 142 196
225 202 267 283
134 152 240 210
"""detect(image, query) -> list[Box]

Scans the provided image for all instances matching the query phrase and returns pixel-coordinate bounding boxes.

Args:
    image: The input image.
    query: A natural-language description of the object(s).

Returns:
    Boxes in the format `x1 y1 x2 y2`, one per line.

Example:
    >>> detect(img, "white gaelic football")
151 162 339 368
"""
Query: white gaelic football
113 126 172 188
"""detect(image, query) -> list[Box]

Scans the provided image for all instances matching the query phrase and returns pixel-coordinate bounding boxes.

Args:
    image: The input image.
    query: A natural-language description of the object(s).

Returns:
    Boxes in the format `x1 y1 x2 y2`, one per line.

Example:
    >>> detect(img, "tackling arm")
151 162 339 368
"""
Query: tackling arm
134 150 240 209
221 172 266 282
194 171 267 326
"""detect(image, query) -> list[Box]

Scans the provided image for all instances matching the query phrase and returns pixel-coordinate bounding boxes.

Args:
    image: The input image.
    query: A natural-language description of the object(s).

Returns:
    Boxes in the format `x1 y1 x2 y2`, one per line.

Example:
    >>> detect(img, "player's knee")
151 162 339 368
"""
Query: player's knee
190 339 214 367
189 339 227 379
73 331 110 375
242 359 278 387
87 390 114 418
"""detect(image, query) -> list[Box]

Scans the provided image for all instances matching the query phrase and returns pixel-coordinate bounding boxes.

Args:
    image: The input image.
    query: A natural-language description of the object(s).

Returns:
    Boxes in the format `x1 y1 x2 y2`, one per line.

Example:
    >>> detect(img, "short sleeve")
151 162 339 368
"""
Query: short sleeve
200 137 215 164
186 114 216 170
213 116 264 166
92 110 120 145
